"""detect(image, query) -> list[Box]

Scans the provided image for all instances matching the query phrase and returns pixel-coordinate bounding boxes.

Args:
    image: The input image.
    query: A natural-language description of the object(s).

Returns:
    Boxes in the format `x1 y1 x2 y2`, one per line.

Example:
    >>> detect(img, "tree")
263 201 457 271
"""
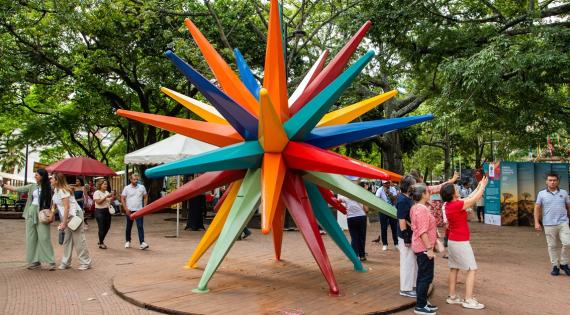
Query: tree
360 0 570 173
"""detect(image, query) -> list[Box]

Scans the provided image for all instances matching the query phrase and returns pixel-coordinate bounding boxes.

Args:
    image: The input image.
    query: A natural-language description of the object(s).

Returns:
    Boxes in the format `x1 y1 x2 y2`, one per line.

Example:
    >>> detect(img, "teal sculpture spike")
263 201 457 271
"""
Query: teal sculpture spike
233 48 260 100
145 141 263 178
305 181 366 272
303 171 397 218
194 168 262 293
284 50 375 141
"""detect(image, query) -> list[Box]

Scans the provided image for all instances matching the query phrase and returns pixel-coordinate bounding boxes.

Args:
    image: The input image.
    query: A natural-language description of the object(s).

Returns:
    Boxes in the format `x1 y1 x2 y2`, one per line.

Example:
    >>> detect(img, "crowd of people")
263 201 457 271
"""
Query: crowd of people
1 171 150 271
4 166 569 315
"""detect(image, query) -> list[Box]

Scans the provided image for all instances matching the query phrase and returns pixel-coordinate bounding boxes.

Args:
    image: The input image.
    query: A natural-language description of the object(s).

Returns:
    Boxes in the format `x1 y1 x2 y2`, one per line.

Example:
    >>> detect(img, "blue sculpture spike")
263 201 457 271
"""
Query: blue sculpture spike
145 141 263 178
283 51 375 141
305 181 366 272
233 49 261 100
165 50 258 140
306 114 434 149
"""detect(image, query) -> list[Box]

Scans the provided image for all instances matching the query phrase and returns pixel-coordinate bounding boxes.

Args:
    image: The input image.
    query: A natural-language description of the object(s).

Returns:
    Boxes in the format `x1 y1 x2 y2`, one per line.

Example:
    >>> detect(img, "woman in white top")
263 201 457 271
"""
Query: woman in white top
93 180 113 249
50 172 92 270
338 181 369 261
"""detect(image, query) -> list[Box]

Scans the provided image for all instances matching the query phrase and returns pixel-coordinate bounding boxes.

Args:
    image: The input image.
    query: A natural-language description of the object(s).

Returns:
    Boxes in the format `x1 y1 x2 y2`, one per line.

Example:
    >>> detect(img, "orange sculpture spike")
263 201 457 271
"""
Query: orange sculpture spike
317 90 398 127
258 89 288 152
261 153 287 234
160 87 228 125
116 109 243 147
262 0 289 122
271 200 286 260
184 18 259 116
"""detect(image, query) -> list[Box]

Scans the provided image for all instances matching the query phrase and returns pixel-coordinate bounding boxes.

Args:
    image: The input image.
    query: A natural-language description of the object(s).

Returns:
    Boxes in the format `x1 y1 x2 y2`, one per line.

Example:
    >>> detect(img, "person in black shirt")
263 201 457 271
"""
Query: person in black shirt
397 175 418 298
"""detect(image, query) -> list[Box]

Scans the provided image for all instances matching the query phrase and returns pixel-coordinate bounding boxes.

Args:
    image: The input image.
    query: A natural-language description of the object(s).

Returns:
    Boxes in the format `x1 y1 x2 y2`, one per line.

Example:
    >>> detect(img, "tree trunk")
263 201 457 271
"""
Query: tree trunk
444 145 451 178
382 131 404 174
381 100 404 174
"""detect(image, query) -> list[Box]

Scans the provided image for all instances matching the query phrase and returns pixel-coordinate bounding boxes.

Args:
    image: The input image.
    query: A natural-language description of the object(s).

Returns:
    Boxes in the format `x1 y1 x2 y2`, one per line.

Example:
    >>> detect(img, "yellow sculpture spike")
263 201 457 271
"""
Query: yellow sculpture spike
184 18 259 117
261 153 287 234
160 87 228 125
317 90 398 127
185 180 243 268
262 0 289 122
258 89 288 152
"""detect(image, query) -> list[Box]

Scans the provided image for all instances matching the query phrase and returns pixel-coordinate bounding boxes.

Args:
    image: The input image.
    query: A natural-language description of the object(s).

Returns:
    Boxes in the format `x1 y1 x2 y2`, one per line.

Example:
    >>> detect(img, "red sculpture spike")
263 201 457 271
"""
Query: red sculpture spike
131 170 245 220
290 21 372 114
283 141 390 180
282 171 340 296
318 186 347 214
213 183 232 212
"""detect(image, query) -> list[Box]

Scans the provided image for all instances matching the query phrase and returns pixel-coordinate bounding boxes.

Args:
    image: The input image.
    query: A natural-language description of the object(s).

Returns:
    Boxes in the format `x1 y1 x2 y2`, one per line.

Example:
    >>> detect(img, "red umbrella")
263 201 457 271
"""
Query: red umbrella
46 157 117 176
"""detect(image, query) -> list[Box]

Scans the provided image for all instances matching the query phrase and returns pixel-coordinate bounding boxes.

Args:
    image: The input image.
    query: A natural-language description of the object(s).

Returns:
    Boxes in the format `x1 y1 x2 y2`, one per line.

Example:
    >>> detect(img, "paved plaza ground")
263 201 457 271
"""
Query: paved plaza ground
0 213 569 314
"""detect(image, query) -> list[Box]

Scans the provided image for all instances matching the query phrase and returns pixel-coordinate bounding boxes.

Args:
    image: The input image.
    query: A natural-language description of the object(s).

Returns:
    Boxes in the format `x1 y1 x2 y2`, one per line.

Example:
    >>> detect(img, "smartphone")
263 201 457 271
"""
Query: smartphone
58 230 65 245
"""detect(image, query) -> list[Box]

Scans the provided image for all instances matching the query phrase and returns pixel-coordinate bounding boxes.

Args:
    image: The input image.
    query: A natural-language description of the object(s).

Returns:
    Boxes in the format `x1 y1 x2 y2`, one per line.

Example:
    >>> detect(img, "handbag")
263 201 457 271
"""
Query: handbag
67 215 83 231
38 209 53 224
108 205 116 215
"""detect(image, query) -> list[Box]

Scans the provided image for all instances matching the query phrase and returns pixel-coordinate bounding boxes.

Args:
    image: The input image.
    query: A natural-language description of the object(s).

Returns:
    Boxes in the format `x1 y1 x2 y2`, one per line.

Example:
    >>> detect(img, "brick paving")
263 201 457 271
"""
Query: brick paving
1 213 570 314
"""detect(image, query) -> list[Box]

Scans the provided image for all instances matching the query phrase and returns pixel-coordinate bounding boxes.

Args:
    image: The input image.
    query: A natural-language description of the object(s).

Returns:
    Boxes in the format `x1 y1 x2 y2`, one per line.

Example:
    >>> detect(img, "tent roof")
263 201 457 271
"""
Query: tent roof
124 134 218 165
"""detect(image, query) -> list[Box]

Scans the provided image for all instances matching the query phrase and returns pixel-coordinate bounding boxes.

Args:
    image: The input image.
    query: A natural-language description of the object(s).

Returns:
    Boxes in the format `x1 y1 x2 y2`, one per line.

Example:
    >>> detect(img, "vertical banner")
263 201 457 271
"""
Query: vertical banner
517 162 535 226
534 163 552 196
500 162 518 226
551 163 569 192
483 162 501 226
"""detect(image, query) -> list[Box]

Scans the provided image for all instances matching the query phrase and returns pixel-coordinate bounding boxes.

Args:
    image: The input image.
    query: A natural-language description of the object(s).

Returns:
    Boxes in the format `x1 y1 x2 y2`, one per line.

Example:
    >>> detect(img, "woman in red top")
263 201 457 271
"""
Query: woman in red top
440 177 488 310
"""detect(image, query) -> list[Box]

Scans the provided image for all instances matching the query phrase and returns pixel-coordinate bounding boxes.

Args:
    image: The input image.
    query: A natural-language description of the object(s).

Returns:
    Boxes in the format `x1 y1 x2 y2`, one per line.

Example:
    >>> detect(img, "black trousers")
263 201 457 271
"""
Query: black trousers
347 216 367 258
379 213 398 246
416 252 435 308
94 208 112 244
476 206 485 222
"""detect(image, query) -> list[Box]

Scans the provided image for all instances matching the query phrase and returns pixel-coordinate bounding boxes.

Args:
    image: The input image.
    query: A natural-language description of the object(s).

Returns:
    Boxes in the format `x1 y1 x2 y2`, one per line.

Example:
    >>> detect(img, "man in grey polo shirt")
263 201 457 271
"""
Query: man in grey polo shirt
534 173 570 276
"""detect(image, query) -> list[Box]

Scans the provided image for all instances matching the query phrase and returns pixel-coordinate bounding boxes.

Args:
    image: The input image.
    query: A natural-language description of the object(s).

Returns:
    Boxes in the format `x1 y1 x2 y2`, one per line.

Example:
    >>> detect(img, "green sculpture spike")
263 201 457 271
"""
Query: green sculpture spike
283 50 375 141
193 168 262 293
303 171 396 218
305 181 367 272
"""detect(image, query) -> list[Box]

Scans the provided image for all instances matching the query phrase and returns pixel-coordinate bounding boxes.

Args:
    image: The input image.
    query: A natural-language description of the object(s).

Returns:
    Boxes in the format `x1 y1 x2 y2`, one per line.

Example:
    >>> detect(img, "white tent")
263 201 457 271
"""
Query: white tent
125 134 218 165
124 134 218 237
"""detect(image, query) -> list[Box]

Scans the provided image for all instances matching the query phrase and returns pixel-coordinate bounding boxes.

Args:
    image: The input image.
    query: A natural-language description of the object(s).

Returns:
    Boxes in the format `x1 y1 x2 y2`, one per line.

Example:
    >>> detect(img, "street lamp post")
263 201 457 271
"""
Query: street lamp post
125 120 130 186
24 144 29 185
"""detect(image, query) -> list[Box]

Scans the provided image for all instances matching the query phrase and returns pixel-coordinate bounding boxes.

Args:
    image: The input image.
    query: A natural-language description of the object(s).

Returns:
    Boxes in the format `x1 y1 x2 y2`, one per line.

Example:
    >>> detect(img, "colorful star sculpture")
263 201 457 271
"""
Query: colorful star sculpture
117 0 433 296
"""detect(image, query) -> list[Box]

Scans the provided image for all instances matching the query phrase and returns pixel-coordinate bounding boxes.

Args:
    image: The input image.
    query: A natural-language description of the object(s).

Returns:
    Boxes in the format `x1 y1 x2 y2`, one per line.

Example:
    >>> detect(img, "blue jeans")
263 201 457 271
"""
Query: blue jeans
415 252 434 308
125 215 144 243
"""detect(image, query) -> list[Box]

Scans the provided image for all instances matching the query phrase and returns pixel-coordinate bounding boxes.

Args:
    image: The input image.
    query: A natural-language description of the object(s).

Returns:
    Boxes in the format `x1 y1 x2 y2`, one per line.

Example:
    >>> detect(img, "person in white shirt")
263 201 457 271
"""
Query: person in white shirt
121 174 149 250
51 172 92 270
374 180 399 250
94 180 113 249
338 178 369 261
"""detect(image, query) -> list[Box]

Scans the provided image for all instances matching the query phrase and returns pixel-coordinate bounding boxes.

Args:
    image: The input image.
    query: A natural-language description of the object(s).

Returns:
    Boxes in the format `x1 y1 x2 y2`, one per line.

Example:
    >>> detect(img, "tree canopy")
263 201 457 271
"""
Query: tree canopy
0 0 568 178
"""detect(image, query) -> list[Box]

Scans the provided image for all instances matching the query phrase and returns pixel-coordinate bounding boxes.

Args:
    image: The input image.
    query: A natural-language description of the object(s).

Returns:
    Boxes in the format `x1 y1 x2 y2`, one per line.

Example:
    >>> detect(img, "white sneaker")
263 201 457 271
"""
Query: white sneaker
78 264 91 271
462 298 485 309
58 264 70 270
446 295 464 305
382 245 388 251
140 242 149 250
125 241 131 248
